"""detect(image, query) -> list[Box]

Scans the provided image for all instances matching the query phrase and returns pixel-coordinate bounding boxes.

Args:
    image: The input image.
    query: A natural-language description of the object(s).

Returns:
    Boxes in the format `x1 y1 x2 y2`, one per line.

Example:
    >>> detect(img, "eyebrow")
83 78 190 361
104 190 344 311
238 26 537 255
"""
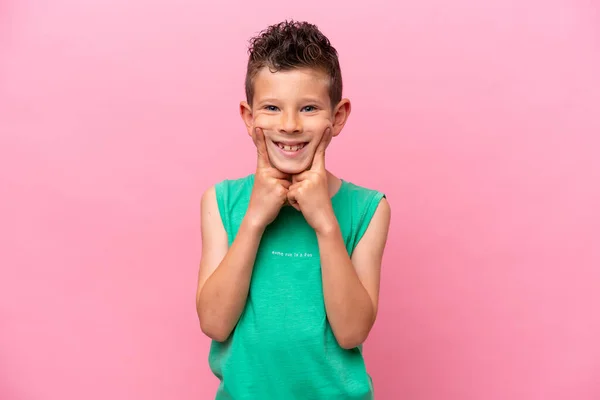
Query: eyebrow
257 97 325 105
299 97 326 104
256 96 327 106
256 98 279 104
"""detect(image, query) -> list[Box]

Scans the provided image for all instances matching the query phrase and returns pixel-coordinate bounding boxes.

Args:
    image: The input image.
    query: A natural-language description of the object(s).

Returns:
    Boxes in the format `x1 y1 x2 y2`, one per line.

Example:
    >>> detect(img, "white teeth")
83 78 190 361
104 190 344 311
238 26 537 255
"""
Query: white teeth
277 143 305 152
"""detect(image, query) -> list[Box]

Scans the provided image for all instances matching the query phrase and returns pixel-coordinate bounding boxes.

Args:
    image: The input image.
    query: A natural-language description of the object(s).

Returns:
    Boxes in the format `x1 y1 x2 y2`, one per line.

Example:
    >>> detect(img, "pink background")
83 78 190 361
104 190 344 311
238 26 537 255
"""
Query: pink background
1 0 599 399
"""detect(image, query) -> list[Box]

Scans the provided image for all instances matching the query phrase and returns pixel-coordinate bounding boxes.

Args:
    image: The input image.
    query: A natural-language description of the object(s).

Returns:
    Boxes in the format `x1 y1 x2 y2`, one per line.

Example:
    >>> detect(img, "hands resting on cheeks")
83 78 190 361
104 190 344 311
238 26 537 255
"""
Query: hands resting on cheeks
245 126 337 235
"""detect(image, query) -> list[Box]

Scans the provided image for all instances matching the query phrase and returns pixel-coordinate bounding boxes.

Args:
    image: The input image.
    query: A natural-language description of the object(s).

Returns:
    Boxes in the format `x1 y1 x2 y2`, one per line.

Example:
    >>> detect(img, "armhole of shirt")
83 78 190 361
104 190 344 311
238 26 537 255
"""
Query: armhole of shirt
353 190 386 253
214 180 232 245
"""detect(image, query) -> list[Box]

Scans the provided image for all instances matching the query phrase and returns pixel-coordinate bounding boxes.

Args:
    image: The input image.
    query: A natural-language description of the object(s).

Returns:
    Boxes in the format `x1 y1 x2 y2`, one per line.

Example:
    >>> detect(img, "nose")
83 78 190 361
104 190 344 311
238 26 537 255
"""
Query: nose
278 111 302 134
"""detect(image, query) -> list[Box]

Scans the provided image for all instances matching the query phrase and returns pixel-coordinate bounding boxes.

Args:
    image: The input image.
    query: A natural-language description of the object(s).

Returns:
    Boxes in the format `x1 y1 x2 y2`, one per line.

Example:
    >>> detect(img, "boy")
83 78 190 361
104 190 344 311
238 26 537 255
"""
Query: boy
196 20 391 399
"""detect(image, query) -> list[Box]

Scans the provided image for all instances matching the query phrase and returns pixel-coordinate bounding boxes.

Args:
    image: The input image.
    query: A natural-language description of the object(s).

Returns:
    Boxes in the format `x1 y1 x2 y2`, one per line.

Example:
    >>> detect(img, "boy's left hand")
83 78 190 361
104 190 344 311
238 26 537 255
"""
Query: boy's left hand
287 127 337 234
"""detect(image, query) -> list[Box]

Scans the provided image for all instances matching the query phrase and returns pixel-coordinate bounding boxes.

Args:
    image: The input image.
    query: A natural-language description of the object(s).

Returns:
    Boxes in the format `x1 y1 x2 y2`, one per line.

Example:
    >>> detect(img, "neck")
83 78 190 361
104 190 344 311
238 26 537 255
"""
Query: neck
326 170 342 198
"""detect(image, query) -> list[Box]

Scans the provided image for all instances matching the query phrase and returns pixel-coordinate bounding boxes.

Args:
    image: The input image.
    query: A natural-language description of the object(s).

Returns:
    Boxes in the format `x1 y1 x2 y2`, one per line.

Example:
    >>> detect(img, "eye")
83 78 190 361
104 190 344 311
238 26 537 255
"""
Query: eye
302 105 318 112
264 105 279 112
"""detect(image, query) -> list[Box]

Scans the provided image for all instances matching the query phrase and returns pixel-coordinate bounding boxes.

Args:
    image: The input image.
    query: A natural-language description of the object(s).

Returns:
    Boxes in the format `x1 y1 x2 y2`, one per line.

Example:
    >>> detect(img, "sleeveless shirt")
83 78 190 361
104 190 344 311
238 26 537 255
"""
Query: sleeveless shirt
208 173 385 400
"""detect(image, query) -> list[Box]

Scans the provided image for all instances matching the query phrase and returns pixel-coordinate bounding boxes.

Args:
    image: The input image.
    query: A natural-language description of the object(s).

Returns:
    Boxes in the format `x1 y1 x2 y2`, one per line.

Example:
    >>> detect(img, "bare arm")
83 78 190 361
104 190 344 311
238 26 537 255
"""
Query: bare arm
317 197 391 349
196 128 290 342
195 186 265 342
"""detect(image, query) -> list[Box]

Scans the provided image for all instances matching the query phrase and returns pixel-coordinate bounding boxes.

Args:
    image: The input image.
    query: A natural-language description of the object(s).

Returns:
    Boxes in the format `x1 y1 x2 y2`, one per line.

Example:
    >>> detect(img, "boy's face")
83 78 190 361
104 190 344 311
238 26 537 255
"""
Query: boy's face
241 67 350 175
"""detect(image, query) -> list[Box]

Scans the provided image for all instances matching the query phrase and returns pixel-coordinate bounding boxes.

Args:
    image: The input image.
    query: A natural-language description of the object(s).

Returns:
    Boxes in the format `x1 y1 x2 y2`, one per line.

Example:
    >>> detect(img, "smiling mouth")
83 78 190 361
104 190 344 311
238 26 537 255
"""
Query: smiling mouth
275 142 308 152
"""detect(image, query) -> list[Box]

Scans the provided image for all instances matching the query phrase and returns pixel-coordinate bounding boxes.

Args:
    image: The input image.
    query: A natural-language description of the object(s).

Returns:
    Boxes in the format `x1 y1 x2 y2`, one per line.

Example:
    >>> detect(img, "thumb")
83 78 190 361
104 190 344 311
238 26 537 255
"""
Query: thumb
311 127 332 171
253 127 270 169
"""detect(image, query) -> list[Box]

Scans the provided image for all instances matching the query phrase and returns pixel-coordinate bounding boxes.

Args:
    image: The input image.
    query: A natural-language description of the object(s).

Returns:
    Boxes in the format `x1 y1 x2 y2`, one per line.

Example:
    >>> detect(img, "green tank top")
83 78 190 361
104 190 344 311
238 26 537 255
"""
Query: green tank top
209 173 385 400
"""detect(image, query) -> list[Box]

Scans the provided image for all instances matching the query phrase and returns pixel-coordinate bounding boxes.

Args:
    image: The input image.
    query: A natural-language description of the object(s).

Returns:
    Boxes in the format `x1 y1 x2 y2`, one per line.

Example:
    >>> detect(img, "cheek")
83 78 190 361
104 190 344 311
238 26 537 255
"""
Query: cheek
304 126 329 147
252 113 270 127
302 116 331 133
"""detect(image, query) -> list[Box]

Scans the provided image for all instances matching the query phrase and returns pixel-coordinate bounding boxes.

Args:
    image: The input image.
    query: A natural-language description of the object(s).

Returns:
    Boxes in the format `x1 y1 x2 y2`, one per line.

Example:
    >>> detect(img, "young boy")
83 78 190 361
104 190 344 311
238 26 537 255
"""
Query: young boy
196 20 391 399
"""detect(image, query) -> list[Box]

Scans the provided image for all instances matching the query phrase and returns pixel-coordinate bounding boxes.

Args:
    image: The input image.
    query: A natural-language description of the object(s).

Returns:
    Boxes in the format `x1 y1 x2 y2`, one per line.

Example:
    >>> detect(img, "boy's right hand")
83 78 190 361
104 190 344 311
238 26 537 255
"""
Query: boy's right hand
246 127 291 229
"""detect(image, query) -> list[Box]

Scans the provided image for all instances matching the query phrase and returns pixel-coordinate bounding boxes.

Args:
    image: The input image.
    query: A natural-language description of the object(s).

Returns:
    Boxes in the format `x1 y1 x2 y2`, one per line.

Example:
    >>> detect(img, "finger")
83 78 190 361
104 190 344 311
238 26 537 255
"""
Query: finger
277 178 292 189
253 127 271 169
291 171 311 183
311 127 332 172
287 189 301 211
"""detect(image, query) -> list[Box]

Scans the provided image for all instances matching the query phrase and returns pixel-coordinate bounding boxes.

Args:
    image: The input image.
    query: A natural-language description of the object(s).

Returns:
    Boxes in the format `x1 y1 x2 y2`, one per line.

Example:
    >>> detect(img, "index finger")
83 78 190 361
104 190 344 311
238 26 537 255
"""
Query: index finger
310 127 332 172
252 127 271 169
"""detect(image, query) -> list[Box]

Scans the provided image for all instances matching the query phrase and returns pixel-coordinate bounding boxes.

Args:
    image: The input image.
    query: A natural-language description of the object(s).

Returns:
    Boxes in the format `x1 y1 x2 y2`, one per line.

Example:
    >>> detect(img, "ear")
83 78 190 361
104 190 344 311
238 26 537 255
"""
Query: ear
240 101 254 137
331 98 351 137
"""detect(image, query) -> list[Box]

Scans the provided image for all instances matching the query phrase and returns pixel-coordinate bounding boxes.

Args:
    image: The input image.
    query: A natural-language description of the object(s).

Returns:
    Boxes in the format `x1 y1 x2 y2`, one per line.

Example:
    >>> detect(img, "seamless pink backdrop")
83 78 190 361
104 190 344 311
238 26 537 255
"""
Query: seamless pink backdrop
1 1 599 399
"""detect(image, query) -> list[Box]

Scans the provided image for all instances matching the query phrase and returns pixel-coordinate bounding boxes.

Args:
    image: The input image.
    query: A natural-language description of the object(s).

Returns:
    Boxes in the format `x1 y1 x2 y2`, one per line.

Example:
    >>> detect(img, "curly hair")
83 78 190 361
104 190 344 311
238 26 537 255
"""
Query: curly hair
245 20 343 108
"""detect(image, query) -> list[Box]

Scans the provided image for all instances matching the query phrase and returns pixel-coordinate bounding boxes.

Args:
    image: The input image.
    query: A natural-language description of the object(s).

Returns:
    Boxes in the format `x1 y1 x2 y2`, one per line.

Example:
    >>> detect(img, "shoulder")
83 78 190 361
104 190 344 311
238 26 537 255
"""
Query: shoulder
200 185 219 224
341 179 389 218
201 174 255 235
355 184 390 238
213 173 254 197
335 178 390 251
350 186 390 258
201 174 254 205
368 197 391 236
211 173 254 192
200 185 217 211
341 179 385 199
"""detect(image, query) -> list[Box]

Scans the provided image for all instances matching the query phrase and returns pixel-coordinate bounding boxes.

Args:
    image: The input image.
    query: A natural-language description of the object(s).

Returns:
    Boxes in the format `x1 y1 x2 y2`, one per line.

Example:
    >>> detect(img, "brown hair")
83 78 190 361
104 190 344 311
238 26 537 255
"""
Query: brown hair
245 20 343 108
